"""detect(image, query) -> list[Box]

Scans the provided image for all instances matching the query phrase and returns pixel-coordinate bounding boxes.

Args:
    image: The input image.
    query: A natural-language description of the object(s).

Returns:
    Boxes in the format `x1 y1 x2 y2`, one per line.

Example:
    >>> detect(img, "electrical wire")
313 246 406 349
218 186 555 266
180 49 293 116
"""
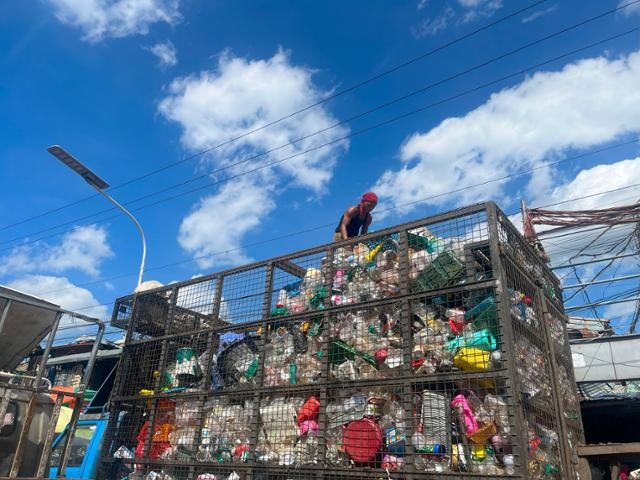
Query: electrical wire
29 146 640 301
29 180 640 343
3 28 639 252
0 0 554 234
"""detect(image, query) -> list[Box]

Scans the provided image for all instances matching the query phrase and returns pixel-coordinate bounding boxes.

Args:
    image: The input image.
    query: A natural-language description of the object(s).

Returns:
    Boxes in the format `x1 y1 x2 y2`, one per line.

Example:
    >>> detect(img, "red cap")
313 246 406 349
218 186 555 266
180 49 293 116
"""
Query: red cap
361 192 378 204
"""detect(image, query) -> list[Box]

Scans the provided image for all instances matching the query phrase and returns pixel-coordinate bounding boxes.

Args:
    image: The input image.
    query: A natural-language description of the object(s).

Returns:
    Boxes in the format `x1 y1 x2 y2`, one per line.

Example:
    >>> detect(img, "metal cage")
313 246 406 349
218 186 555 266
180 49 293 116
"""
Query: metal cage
101 202 582 479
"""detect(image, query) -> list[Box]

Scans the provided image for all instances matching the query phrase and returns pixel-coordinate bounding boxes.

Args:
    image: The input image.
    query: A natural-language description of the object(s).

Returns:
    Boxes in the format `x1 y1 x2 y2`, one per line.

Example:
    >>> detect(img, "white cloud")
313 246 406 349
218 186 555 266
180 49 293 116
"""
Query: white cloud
412 0 501 38
0 225 113 277
458 0 503 23
159 49 348 268
373 51 640 218
6 275 108 320
537 157 640 210
521 5 557 24
412 6 455 38
178 178 276 268
619 0 640 16
47 0 181 42
146 40 177 67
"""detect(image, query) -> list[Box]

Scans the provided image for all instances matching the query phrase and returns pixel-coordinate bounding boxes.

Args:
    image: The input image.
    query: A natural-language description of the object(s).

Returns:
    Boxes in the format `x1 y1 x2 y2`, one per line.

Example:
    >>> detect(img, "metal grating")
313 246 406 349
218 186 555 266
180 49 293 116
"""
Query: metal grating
101 202 584 479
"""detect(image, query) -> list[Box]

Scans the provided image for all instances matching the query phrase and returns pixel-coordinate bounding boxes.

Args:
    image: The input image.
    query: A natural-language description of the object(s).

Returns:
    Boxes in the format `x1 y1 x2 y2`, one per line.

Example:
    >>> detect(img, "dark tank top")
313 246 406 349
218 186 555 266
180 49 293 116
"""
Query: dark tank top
335 210 369 237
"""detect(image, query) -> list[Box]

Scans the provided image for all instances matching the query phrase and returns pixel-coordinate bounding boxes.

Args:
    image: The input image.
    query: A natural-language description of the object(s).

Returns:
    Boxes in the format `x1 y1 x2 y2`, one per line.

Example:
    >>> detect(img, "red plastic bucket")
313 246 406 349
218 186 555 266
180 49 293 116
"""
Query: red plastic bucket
343 418 383 462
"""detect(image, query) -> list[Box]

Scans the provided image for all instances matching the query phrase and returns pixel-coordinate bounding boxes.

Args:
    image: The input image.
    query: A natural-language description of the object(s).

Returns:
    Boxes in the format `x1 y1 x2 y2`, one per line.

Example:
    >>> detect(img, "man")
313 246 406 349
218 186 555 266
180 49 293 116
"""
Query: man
334 192 378 241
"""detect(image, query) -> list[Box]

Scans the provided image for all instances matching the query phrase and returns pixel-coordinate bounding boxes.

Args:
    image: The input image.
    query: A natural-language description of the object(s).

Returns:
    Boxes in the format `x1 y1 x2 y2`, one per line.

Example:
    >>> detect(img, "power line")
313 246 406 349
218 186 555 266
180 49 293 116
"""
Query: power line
7 2 630 243
32 181 640 322
3 28 638 252
0 0 553 234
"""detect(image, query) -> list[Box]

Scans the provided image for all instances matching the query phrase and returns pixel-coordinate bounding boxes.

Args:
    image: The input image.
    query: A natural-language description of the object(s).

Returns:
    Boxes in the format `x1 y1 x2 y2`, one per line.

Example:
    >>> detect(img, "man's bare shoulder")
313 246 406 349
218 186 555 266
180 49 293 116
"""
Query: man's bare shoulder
344 205 359 217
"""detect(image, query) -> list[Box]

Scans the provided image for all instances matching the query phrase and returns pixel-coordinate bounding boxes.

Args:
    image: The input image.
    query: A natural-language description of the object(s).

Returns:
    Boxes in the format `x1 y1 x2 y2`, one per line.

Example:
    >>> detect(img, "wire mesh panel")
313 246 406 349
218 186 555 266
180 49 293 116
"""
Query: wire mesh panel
101 461 249 480
325 385 410 473
271 251 330 317
496 210 562 307
100 398 152 460
328 302 403 382
219 266 268 325
331 233 402 307
411 287 503 377
170 279 221 334
212 324 261 392
522 414 563 479
263 314 325 388
409 215 491 296
117 341 166 397
257 389 324 467
102 202 583 479
129 290 175 340
411 377 519 476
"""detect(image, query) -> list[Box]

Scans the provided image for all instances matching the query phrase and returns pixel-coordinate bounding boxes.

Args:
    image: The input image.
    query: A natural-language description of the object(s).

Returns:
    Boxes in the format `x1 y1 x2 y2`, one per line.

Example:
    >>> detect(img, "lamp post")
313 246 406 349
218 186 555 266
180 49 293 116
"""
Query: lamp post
47 145 147 288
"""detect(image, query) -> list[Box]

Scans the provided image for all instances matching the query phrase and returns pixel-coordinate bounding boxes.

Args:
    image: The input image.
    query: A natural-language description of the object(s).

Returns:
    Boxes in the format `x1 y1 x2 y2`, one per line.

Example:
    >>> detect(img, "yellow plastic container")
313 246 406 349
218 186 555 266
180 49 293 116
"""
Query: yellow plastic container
453 347 490 371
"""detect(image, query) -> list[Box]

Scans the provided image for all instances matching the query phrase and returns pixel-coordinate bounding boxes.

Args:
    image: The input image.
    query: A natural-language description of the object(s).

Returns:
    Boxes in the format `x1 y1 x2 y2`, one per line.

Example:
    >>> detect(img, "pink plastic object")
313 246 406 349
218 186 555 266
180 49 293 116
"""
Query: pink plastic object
375 349 388 364
343 418 383 462
451 394 478 434
300 419 319 435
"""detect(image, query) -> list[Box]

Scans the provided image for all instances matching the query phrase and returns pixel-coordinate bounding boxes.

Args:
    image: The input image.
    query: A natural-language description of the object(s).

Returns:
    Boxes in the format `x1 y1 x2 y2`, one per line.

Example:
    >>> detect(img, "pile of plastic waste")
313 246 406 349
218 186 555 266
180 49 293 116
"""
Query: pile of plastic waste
197 397 253 463
256 395 321 466
411 295 501 375
514 338 551 401
509 289 540 329
272 267 327 316
325 388 407 470
263 320 324 387
328 305 403 381
413 389 514 474
526 420 561 478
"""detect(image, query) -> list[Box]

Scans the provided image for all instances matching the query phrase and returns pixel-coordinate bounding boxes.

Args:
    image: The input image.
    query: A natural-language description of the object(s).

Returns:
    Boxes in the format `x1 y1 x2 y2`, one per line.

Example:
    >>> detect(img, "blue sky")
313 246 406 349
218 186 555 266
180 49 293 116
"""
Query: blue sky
1 0 639 339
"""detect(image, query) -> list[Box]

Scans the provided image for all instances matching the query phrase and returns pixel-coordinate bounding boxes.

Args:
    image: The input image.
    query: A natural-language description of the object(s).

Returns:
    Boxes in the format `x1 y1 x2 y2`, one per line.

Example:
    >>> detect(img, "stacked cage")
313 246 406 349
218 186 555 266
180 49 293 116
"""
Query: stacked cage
100 202 583 480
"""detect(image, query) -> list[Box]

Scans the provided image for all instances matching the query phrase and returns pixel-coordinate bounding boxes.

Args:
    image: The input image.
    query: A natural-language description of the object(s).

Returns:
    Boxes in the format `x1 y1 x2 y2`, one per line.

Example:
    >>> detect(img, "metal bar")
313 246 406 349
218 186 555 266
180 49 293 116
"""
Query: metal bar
486 202 527 477
562 272 640 289
577 442 640 456
56 392 84 478
0 371 52 390
565 296 640 312
274 259 307 278
540 299 574 478
552 252 637 270
34 312 62 391
0 298 12 335
0 387 11 446
80 318 105 387
94 187 147 287
36 393 64 477
9 394 38 477
111 202 491 303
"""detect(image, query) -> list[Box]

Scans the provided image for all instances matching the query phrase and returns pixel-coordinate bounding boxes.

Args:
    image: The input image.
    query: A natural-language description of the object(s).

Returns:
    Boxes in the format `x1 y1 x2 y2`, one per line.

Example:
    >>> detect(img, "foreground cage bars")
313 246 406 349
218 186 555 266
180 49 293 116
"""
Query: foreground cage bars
0 291 104 479
101 202 580 479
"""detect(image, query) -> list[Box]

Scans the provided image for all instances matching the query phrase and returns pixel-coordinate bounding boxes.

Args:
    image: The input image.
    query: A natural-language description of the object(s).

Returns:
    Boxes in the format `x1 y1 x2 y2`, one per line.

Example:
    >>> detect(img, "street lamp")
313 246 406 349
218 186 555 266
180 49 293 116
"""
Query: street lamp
47 145 147 288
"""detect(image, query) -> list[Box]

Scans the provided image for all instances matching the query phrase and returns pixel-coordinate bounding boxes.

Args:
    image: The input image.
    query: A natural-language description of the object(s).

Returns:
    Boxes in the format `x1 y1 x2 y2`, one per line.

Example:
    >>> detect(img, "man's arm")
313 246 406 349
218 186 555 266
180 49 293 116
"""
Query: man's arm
340 206 358 240
361 213 372 235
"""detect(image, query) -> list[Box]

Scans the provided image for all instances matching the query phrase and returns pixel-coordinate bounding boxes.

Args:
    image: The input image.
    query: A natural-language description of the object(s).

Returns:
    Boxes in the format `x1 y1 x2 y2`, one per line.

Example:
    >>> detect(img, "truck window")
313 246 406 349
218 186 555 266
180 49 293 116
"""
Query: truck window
50 424 96 468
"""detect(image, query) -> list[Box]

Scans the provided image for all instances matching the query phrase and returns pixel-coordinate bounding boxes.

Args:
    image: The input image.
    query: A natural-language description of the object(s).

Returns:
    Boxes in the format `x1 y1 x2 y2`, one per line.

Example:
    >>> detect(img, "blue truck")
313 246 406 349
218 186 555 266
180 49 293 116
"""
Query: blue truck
49 415 108 479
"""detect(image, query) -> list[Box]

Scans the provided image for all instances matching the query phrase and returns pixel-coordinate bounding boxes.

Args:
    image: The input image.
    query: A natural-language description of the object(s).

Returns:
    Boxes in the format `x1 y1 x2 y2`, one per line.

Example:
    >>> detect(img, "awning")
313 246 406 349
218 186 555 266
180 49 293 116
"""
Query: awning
46 348 122 366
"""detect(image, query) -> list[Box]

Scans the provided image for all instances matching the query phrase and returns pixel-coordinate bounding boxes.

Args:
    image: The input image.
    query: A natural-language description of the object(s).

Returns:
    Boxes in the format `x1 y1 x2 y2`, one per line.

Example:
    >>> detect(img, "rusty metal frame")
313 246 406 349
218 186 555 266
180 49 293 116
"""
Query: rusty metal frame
0 290 105 479
99 201 584 479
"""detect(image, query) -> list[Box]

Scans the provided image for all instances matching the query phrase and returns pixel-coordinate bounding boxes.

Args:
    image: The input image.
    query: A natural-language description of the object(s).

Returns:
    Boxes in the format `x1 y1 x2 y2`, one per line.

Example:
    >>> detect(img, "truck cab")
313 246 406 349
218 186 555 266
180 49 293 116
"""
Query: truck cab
49 415 107 480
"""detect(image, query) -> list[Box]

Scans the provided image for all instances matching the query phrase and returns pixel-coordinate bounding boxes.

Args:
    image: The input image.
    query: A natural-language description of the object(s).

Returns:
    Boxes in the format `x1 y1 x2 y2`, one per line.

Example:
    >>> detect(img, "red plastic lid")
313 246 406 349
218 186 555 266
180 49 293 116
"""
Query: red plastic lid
343 419 383 462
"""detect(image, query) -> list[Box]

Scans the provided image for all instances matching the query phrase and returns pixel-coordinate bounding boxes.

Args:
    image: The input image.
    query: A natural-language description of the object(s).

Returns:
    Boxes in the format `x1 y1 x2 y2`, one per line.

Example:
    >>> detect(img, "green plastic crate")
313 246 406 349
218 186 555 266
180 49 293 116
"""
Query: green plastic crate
411 249 465 292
